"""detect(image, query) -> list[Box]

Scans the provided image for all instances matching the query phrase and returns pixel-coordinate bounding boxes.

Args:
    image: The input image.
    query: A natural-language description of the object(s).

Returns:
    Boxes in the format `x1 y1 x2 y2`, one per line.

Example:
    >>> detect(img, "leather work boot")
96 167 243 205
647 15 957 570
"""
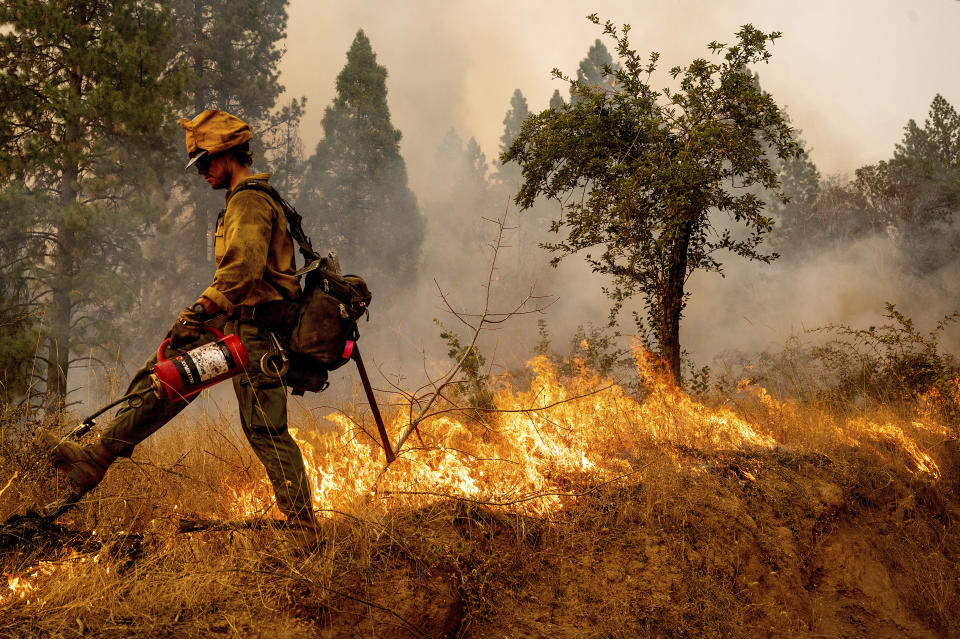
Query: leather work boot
35 429 116 495
285 515 325 552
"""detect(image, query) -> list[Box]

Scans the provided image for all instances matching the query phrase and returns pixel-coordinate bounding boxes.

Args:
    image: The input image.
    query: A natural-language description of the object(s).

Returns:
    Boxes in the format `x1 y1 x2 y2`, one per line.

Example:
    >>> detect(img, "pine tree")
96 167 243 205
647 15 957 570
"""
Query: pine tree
491 89 558 284
863 94 960 274
754 72 868 257
432 130 489 209
499 89 531 157
896 94 960 168
298 30 424 289
433 129 466 204
0 0 185 409
575 39 620 94
422 129 494 287
549 89 565 110
169 0 287 124
254 98 306 205
0 185 44 404
770 137 822 252
463 138 490 192
493 89 530 194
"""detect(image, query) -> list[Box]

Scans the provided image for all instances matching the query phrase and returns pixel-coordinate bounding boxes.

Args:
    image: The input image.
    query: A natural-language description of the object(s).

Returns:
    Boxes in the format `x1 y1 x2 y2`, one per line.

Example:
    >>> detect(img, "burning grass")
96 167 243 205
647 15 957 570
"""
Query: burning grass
0 346 958 637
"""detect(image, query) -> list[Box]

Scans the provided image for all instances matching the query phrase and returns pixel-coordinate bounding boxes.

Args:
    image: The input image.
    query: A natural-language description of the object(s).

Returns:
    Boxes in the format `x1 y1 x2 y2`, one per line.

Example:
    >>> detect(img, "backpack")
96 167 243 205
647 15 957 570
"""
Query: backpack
231 181 372 395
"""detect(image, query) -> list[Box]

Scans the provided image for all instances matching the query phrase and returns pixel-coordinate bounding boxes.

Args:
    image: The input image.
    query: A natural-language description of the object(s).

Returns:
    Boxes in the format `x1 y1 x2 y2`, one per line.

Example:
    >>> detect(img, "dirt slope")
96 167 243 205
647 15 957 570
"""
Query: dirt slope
0 439 957 637
309 444 958 638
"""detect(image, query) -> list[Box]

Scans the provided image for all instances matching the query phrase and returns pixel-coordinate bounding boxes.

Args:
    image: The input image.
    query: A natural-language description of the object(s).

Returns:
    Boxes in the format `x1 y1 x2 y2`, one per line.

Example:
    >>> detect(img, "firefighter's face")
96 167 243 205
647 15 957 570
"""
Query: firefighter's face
196 152 231 190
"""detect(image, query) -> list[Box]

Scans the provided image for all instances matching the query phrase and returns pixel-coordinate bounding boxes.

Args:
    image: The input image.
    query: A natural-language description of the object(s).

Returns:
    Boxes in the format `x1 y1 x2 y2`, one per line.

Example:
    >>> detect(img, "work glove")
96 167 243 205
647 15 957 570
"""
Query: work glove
170 303 207 349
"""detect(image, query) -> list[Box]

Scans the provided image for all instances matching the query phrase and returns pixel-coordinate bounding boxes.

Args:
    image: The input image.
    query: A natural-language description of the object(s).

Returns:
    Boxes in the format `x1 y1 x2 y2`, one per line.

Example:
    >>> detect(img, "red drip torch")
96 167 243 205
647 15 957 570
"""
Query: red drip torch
36 328 249 521
150 327 249 402
61 327 250 443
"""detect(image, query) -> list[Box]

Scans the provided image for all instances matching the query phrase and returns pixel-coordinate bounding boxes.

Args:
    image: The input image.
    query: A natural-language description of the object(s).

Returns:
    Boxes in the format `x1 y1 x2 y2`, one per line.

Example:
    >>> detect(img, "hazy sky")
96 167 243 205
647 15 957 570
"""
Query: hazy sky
278 0 960 194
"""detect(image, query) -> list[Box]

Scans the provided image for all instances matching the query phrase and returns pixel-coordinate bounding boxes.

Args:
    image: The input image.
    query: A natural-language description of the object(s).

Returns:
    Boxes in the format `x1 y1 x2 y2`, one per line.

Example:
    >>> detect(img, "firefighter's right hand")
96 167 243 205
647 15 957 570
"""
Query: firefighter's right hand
170 306 205 349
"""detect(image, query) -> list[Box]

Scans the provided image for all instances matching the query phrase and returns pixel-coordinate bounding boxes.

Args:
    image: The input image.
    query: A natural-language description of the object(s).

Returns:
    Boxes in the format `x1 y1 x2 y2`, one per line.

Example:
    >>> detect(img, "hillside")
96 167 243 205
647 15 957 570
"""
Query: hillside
0 352 957 638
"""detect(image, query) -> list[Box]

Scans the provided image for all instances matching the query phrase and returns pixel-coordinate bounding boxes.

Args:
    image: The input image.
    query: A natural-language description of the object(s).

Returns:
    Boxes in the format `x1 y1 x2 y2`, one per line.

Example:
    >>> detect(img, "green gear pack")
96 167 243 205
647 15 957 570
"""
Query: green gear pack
230 181 372 395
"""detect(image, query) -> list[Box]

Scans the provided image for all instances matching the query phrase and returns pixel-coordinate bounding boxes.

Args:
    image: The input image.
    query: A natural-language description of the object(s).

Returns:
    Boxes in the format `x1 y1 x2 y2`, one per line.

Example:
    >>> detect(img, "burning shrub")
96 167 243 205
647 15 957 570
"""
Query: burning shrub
813 304 960 426
711 304 960 434
531 320 643 393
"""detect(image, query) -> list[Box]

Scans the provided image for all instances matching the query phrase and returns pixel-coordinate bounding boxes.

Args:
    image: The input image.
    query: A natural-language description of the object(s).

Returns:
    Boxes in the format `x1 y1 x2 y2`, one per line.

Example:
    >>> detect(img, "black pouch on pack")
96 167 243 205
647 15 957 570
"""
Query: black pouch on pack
290 261 370 366
285 264 370 394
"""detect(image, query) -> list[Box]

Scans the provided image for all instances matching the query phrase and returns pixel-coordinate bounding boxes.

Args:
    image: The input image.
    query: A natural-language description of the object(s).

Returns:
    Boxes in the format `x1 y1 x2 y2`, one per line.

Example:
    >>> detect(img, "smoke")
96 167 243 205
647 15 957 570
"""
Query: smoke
49 0 960 413
684 229 960 363
280 0 960 190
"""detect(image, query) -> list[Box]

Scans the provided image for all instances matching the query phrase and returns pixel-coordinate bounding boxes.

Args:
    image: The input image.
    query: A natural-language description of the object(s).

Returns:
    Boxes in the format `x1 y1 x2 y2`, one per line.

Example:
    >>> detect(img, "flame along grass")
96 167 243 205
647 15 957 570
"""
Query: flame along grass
0 345 955 636
230 345 947 520
1 549 88 606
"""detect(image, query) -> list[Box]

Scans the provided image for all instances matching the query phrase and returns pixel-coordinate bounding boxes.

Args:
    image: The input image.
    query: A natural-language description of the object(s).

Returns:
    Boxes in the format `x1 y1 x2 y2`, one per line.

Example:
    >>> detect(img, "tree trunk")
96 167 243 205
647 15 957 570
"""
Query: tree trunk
45 110 81 413
659 216 694 387
191 0 212 266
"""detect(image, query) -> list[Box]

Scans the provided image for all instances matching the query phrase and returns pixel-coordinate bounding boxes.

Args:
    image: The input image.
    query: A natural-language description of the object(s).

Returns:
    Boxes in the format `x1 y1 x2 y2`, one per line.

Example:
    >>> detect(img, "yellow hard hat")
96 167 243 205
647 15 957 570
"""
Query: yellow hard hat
179 110 253 169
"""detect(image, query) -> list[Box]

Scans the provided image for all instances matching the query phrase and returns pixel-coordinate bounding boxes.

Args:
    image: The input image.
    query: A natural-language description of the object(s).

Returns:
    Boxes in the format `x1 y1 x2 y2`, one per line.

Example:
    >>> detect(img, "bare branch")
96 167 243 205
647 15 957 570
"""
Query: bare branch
416 381 619 420
391 209 512 456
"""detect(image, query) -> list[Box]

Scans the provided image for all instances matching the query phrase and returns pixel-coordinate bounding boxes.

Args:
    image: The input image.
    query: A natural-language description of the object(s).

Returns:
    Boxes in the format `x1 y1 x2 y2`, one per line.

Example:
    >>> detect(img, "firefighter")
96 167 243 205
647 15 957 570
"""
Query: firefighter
38 111 317 540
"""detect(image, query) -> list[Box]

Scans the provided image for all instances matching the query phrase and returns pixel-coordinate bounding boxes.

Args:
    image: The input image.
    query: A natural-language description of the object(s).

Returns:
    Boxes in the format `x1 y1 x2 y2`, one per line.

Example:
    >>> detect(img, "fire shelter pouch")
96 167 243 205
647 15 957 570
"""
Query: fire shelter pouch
288 262 371 367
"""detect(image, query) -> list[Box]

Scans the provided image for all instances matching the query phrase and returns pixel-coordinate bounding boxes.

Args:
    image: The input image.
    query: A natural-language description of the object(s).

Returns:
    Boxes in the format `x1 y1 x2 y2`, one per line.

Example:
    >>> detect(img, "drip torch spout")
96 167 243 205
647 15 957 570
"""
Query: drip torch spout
63 389 149 443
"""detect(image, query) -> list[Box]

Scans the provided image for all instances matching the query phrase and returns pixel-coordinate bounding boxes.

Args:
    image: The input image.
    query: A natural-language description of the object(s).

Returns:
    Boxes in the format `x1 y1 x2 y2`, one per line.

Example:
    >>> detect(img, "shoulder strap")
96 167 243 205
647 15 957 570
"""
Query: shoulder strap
232 180 319 264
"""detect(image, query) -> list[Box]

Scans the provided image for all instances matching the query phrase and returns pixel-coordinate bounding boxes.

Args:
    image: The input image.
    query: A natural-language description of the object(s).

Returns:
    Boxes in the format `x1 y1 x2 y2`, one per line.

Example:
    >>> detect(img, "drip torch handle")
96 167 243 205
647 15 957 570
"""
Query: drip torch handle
157 326 226 361
353 345 395 464
67 389 149 441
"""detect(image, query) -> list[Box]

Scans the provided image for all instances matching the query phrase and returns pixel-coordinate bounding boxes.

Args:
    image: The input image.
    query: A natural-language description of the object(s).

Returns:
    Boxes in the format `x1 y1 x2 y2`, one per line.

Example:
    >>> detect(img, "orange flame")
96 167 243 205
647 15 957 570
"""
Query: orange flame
228 345 943 518
0 549 93 606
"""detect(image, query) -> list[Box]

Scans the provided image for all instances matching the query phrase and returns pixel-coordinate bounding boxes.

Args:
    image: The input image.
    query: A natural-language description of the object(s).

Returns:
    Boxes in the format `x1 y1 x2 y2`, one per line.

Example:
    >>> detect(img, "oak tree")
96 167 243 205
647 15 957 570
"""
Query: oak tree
503 16 800 384
298 30 424 288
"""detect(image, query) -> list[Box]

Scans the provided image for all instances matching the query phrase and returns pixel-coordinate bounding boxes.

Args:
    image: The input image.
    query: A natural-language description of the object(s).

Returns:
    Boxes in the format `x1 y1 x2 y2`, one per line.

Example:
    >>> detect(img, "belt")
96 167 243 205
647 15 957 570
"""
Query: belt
234 300 299 333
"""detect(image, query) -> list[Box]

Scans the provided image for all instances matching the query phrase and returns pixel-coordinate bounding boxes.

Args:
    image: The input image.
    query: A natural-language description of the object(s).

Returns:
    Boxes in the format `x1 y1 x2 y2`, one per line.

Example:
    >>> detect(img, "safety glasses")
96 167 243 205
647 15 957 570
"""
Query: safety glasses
194 153 212 172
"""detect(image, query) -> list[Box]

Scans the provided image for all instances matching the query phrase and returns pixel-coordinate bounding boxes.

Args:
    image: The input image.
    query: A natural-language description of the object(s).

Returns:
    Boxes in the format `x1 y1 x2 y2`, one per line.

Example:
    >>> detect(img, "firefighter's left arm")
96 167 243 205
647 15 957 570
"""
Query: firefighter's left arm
200 190 272 314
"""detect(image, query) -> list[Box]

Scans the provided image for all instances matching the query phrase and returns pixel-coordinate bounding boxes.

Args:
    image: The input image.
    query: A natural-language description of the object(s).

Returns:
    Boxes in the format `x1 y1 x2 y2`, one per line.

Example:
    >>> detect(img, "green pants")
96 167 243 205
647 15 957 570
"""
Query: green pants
99 320 313 520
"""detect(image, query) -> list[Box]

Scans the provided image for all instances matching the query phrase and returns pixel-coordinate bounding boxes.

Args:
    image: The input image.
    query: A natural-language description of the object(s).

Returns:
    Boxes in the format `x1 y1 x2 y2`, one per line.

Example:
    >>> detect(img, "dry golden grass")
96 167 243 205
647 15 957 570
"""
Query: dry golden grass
0 349 958 638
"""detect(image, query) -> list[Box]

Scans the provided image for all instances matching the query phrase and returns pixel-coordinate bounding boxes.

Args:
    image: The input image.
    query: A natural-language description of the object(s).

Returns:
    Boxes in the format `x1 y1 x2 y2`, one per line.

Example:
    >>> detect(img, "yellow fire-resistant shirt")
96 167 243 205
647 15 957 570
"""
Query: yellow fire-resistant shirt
200 173 300 314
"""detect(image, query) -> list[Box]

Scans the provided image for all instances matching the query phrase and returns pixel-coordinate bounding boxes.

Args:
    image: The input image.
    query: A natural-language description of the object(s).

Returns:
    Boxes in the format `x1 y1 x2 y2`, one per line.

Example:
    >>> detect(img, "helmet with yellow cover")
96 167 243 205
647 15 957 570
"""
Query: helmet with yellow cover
179 110 253 170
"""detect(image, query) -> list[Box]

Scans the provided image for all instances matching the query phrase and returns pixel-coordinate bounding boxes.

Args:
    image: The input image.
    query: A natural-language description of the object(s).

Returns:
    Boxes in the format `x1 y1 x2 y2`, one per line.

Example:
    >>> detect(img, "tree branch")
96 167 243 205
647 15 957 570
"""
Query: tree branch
390 209 553 458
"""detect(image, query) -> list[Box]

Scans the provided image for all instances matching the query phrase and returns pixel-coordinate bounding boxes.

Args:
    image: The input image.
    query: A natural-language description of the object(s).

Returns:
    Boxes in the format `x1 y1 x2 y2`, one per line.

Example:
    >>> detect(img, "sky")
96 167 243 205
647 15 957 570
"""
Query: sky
278 0 960 194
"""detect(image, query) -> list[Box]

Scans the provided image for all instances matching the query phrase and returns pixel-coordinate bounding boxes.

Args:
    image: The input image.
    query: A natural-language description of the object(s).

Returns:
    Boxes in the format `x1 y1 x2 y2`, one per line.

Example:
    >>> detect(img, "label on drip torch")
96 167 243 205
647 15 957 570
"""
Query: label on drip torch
173 342 233 387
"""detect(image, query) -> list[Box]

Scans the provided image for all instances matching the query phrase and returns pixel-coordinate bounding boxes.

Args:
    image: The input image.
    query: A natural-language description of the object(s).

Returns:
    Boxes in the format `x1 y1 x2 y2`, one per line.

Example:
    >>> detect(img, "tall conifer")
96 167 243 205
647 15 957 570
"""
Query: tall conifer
493 89 530 193
298 30 424 288
576 39 619 89
0 0 185 408
499 90 531 157
549 89 565 110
